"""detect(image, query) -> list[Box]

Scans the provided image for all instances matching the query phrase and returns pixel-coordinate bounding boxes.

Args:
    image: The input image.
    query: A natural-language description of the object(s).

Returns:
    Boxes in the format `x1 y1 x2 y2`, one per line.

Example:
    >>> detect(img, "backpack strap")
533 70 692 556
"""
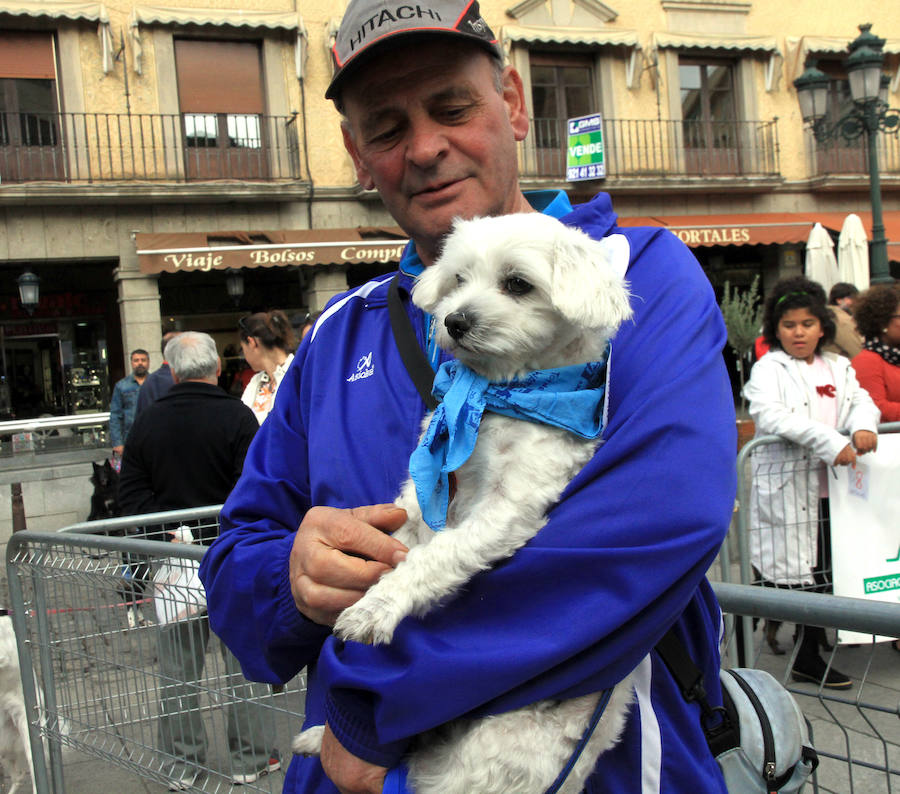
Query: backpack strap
655 628 739 757
387 273 439 411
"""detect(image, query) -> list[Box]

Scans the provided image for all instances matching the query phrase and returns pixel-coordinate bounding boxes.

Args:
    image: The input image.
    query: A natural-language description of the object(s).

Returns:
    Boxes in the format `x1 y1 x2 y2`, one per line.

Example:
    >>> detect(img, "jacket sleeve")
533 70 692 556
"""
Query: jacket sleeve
744 356 849 464
853 353 900 422
109 383 125 447
316 231 737 767
117 414 157 515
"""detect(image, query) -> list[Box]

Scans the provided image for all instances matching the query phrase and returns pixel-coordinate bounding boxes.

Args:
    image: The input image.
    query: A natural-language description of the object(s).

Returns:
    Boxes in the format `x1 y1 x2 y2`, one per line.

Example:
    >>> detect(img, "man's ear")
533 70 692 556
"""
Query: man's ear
501 67 529 143
170 368 180 384
341 121 375 190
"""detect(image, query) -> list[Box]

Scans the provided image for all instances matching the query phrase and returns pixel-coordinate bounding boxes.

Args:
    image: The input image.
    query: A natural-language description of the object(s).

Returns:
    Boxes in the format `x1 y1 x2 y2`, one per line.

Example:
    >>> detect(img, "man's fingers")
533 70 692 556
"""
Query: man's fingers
315 504 409 565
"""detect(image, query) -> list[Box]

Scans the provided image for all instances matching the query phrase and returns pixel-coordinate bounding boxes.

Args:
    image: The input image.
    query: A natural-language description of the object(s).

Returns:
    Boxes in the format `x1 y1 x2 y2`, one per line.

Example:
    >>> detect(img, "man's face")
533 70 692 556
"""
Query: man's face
131 353 149 377
340 40 532 264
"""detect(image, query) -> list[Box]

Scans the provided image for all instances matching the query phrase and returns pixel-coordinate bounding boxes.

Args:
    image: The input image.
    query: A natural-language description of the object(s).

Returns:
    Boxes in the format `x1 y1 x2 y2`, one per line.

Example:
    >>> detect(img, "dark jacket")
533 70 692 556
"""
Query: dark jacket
119 381 257 540
135 363 174 414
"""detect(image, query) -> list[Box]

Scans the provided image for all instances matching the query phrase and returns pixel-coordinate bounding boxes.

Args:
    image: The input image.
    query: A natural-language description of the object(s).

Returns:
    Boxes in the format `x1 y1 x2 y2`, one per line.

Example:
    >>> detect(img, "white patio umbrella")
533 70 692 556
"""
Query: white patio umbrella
804 222 840 294
837 213 870 290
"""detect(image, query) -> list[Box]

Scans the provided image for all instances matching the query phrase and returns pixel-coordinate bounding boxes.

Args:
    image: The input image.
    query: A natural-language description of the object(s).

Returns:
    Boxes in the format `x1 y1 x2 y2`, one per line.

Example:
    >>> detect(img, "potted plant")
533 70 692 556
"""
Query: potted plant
719 276 762 448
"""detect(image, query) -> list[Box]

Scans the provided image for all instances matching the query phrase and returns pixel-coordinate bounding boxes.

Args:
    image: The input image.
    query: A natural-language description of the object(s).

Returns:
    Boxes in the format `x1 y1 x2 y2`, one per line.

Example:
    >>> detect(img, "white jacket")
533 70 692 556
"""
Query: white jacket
742 349 880 584
240 353 294 425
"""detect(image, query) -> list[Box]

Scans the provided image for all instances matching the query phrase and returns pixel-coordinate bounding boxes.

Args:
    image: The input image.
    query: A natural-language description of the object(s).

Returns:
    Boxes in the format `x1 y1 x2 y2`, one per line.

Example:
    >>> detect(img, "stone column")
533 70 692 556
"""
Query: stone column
115 269 165 367
305 267 349 314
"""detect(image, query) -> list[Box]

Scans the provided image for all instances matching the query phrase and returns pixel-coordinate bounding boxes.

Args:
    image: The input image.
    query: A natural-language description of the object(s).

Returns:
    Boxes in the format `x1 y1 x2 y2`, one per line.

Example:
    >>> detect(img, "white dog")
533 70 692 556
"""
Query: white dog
293 213 636 793
0 611 38 794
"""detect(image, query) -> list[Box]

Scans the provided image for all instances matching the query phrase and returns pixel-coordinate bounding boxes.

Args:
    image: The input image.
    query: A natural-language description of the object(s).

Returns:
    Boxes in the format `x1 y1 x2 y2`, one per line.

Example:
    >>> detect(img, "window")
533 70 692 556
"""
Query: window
174 39 267 179
0 31 64 181
812 59 865 174
530 53 595 176
679 58 740 175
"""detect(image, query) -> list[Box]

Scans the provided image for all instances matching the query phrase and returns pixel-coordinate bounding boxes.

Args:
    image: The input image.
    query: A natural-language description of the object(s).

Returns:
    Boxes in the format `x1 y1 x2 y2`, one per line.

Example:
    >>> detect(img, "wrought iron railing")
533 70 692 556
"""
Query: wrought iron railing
520 117 781 180
805 130 900 177
0 111 303 183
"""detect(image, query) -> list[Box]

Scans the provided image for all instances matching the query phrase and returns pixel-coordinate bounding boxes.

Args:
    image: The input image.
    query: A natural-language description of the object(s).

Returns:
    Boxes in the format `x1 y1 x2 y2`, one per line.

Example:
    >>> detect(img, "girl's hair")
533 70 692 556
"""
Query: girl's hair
852 284 900 341
238 310 297 353
761 276 835 352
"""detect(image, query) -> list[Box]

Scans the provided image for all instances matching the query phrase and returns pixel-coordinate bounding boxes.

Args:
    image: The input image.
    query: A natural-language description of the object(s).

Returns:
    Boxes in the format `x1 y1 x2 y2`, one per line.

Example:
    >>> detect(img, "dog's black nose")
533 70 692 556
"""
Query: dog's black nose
445 312 471 340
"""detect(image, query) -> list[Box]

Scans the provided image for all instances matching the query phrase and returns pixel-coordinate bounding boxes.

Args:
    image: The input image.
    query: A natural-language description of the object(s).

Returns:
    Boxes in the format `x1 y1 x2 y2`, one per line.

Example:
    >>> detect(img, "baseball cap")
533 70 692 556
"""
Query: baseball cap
326 0 501 101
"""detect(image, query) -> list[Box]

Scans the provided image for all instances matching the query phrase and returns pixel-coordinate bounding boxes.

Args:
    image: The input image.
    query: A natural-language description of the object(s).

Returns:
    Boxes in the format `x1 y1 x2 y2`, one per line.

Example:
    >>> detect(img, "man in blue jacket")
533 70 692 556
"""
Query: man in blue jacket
109 348 149 455
199 1 737 791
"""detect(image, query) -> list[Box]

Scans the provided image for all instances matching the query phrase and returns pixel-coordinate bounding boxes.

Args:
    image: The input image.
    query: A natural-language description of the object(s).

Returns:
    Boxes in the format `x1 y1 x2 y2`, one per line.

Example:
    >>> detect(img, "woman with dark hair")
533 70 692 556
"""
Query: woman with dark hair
851 284 900 422
238 310 297 424
743 276 879 688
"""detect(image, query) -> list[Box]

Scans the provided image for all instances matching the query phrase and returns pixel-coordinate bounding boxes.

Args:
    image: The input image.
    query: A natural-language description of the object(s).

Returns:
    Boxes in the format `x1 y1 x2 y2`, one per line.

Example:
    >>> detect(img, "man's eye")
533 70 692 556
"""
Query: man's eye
504 277 533 296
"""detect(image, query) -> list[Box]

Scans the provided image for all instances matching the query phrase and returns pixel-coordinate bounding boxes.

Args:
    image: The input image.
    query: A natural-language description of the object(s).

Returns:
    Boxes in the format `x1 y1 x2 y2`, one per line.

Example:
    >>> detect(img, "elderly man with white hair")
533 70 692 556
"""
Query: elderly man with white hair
119 331 276 790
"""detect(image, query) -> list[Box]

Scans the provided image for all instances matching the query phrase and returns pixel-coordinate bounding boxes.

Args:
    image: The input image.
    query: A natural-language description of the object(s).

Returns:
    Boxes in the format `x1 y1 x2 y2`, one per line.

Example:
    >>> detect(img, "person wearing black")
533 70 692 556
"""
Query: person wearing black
119 331 278 789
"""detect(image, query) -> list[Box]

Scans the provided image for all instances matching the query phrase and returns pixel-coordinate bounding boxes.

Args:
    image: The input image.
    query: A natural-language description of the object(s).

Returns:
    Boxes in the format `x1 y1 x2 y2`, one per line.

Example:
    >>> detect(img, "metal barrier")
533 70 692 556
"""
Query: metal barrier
5 510 899 793
5 510 306 794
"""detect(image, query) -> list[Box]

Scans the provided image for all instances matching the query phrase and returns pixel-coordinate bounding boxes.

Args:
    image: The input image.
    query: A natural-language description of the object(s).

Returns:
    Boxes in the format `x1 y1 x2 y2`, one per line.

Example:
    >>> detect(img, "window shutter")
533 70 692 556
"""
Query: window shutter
174 39 264 114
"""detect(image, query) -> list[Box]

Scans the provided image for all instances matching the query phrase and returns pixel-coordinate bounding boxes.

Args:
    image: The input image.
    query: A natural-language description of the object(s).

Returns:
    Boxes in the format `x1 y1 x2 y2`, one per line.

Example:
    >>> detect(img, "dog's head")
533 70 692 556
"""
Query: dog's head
412 213 632 380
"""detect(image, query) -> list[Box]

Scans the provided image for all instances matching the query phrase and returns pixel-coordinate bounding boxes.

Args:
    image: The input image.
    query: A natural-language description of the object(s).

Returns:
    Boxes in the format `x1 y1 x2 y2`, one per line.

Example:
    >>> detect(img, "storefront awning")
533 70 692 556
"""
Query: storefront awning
502 24 639 49
652 31 778 54
135 228 409 275
617 211 900 252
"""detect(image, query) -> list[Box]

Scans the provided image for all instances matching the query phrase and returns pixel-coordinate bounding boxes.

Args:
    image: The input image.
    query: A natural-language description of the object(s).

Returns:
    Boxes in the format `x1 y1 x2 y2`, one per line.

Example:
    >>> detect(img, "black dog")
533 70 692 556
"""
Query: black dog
88 459 120 521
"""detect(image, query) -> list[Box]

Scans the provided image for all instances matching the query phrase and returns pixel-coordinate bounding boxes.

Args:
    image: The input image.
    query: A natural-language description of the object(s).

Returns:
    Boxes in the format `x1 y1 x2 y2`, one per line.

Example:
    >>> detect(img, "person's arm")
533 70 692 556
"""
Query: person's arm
109 382 125 450
316 230 737 770
744 355 850 464
117 414 157 515
853 353 900 422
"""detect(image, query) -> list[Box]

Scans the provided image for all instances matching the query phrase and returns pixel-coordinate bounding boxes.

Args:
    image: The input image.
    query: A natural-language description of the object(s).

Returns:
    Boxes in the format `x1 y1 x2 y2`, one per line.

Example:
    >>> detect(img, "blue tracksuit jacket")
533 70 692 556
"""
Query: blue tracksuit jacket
200 191 736 793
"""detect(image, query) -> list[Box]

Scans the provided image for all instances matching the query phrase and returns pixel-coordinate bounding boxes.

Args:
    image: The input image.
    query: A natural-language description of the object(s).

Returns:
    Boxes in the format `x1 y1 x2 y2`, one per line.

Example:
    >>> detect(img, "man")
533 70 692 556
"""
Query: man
109 348 149 455
199 2 736 792
119 332 278 790
824 282 863 359
135 331 180 414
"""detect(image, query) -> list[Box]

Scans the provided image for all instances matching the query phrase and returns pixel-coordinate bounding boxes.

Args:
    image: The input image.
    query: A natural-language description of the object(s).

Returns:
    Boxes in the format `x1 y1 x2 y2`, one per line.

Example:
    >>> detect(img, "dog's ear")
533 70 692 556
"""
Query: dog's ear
412 256 459 314
550 230 633 330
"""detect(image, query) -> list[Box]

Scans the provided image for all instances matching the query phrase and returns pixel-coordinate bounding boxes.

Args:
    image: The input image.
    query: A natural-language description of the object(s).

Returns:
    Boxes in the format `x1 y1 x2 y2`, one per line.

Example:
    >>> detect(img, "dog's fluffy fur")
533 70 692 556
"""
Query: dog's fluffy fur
293 213 636 793
0 613 38 794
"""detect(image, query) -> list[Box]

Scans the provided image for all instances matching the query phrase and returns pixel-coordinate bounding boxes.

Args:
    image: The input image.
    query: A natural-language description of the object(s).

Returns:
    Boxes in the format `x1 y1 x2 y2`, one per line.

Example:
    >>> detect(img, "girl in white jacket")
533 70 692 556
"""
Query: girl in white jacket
743 276 879 689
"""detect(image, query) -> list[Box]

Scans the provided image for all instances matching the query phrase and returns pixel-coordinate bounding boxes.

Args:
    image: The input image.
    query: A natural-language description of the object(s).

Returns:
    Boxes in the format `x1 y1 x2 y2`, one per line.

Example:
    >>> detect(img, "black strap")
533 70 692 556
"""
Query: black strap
387 273 439 411
655 628 739 757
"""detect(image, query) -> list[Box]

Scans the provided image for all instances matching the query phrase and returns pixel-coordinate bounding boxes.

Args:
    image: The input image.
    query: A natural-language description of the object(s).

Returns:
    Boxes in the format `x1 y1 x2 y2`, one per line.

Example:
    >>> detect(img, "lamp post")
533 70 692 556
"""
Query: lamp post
794 24 900 285
225 268 245 306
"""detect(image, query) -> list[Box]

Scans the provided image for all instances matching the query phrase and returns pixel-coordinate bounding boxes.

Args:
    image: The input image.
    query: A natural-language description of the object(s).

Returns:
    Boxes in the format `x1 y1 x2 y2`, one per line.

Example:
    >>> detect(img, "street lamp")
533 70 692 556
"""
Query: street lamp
225 268 245 305
794 24 900 284
16 268 40 315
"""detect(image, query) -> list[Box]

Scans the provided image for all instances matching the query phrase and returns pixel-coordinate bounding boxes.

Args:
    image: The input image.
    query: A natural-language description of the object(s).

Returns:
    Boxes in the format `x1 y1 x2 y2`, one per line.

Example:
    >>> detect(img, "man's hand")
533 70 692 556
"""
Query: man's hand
289 504 408 626
321 723 387 794
852 430 878 455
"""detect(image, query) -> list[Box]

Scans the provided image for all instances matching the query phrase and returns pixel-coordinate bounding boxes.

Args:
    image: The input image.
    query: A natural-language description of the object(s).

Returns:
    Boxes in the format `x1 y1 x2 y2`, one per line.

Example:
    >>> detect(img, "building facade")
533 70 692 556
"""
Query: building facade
1 0 899 419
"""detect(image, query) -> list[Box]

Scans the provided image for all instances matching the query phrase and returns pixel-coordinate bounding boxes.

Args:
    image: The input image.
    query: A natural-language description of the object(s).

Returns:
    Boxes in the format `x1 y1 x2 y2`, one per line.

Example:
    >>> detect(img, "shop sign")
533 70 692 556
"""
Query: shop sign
673 227 753 247
137 231 410 274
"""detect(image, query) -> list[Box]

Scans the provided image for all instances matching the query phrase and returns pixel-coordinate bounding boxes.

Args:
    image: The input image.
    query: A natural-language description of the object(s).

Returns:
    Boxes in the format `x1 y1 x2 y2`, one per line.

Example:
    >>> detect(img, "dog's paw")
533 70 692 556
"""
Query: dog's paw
291 725 325 756
334 597 402 646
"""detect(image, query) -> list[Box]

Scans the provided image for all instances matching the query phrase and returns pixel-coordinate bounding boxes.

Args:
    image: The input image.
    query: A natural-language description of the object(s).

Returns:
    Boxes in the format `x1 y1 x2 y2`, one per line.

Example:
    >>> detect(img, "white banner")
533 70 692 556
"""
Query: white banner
829 433 900 644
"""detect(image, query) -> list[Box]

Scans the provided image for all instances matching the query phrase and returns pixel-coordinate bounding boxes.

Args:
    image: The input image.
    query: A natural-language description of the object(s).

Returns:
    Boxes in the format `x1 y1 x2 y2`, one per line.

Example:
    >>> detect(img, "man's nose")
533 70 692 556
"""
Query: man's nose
406 120 448 167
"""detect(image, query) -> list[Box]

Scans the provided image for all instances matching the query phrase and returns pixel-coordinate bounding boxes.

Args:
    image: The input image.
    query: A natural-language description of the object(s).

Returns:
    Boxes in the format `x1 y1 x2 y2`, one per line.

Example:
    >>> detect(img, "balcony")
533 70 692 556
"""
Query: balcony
519 117 781 189
804 133 900 185
0 111 304 185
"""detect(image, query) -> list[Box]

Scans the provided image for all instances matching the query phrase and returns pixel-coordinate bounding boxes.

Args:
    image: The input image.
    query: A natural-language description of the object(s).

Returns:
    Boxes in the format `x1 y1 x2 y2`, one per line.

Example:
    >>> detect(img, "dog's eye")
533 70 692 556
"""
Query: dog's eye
503 277 533 296
455 274 466 286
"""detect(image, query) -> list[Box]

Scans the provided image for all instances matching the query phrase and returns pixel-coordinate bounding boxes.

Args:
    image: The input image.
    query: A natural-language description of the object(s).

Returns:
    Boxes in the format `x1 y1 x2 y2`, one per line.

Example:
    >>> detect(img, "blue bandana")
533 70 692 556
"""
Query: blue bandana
409 351 610 531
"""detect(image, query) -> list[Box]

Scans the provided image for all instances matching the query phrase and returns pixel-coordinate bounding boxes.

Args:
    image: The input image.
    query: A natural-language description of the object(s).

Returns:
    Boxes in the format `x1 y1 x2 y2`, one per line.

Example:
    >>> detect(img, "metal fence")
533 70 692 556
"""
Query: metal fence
518 117 781 180
1 111 303 183
5 508 305 794
5 505 899 793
